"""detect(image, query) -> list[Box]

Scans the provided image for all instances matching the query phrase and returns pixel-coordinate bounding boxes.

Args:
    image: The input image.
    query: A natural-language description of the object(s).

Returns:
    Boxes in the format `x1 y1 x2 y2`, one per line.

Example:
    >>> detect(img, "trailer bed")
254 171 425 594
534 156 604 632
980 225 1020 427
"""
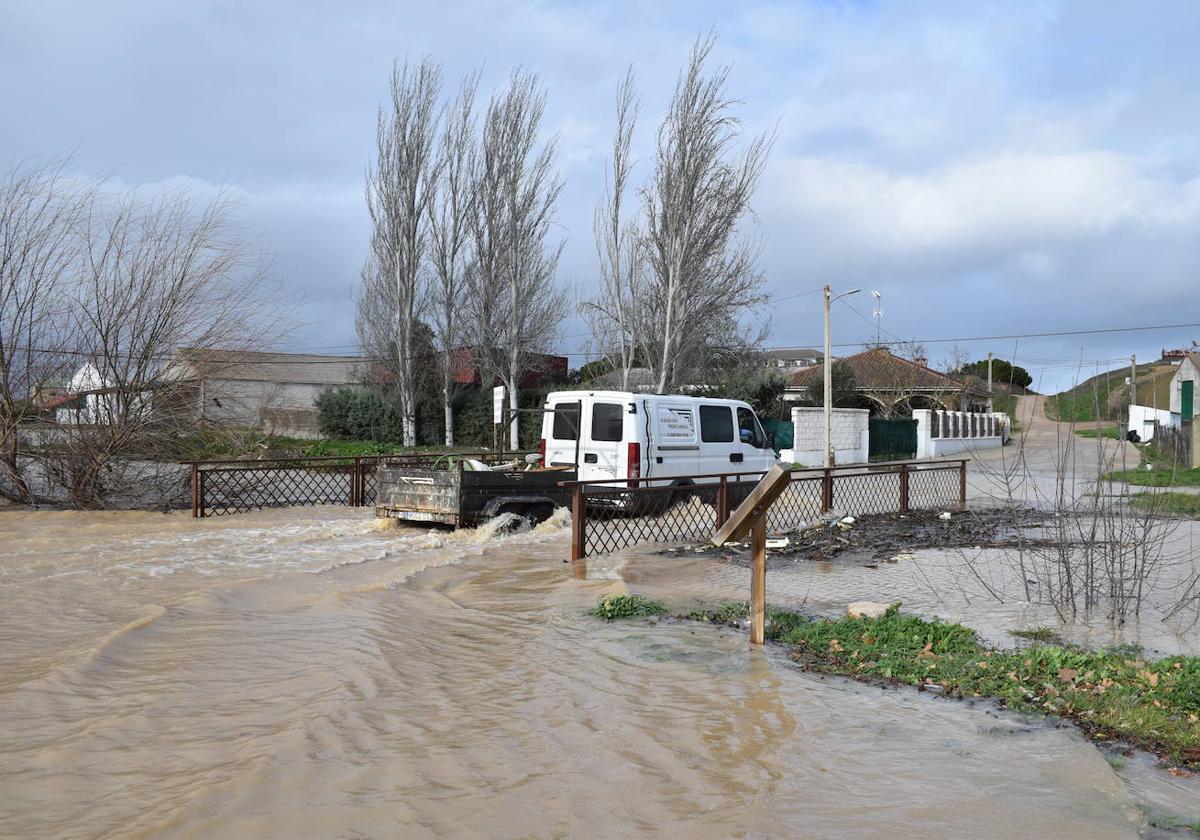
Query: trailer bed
375 462 576 527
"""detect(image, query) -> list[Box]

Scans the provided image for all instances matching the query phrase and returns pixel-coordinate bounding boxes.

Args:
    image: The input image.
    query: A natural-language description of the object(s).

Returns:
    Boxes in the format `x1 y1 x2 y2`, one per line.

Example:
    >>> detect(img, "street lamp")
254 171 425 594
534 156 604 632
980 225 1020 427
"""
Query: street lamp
824 286 860 468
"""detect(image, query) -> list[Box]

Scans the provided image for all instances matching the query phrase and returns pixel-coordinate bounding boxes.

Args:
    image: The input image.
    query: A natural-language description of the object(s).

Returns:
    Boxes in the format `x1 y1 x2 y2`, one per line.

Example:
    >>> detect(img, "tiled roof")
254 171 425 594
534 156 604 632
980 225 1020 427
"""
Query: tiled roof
789 347 985 394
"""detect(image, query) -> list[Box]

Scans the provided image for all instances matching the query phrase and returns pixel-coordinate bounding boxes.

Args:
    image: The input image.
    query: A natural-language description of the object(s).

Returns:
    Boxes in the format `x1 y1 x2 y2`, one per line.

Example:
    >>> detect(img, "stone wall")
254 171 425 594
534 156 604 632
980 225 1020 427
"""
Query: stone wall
787 407 870 467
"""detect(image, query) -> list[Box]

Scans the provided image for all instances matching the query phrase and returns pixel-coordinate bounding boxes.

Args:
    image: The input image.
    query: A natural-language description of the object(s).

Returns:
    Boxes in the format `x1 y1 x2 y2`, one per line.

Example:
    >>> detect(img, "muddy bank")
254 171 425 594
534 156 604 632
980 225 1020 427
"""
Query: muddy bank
661 507 1057 568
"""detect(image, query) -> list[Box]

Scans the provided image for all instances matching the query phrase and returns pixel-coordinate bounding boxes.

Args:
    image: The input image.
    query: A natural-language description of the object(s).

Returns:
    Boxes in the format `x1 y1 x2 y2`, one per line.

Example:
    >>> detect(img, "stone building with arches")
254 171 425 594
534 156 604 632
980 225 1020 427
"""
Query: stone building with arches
785 347 992 417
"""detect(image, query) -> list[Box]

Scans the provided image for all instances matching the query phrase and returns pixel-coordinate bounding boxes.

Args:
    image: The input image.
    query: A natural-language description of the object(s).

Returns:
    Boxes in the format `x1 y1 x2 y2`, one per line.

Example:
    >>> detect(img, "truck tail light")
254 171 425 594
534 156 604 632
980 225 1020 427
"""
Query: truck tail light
627 442 641 481
538 438 546 463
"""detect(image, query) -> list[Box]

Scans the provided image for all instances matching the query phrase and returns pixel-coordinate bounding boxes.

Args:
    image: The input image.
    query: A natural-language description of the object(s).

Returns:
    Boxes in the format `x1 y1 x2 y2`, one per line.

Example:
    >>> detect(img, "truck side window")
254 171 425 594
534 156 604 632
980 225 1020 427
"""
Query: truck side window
699 405 734 442
551 404 579 440
736 407 767 448
590 402 623 442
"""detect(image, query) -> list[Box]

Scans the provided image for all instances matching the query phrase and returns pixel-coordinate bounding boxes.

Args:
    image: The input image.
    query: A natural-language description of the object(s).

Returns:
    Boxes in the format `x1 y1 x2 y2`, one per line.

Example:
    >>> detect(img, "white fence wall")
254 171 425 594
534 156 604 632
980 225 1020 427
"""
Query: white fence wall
1128 405 1174 441
788 407 869 467
913 409 1009 459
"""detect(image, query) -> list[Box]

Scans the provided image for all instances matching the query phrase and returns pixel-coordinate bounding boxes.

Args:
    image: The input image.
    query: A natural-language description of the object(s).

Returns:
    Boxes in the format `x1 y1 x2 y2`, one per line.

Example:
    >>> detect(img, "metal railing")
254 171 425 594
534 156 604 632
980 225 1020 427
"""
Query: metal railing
562 459 967 560
187 451 529 517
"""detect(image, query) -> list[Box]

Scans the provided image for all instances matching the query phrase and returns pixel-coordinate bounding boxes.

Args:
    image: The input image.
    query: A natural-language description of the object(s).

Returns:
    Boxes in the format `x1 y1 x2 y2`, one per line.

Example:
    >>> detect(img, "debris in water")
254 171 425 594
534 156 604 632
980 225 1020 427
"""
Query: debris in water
939 511 952 521
766 537 790 549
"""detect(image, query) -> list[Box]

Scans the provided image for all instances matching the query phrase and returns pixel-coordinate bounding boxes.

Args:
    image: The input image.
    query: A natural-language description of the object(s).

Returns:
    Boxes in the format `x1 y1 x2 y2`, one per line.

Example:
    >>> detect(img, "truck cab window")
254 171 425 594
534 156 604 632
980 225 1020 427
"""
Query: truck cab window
551 404 580 440
699 405 734 442
736 407 767 448
590 402 623 442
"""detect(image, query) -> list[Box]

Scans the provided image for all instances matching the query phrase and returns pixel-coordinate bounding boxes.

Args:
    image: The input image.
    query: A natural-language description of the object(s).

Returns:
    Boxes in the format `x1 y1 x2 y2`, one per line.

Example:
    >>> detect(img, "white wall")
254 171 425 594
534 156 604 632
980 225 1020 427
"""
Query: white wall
913 409 1008 459
789 407 869 467
1128 405 1174 440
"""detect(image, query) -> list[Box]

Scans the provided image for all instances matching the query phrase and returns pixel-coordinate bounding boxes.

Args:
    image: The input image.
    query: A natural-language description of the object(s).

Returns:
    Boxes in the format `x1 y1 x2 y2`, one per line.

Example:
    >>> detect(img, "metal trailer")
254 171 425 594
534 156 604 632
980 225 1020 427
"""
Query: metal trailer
375 460 576 527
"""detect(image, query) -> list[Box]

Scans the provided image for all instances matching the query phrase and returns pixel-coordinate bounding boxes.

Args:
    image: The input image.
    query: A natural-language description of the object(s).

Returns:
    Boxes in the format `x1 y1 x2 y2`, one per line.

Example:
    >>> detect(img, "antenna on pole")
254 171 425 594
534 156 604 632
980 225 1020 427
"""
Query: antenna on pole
871 290 882 347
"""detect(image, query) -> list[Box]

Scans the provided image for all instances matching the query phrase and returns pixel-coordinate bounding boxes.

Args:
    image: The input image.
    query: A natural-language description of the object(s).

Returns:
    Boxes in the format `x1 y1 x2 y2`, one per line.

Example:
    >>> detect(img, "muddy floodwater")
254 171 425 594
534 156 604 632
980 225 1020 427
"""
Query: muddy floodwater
0 506 1192 838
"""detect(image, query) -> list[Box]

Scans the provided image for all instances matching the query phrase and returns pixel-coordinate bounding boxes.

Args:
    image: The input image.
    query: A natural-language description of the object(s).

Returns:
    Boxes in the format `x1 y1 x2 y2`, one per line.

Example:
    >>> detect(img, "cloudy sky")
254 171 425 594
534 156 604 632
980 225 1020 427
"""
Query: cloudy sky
4 0 1199 391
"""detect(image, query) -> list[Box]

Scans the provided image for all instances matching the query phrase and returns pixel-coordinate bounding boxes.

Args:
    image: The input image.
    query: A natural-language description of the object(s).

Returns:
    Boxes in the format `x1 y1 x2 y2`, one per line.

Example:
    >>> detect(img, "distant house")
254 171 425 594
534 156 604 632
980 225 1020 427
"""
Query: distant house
53 362 152 425
163 348 372 437
448 348 568 389
785 347 992 415
1169 353 1199 424
762 347 823 373
1162 343 1199 364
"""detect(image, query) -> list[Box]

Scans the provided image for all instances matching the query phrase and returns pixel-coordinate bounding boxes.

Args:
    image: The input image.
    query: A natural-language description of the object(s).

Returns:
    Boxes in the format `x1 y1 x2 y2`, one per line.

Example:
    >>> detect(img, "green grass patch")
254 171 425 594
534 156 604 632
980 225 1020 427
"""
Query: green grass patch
1103 467 1200 487
588 594 668 621
679 604 1200 767
1073 426 1125 440
1130 492 1200 518
1009 626 1063 643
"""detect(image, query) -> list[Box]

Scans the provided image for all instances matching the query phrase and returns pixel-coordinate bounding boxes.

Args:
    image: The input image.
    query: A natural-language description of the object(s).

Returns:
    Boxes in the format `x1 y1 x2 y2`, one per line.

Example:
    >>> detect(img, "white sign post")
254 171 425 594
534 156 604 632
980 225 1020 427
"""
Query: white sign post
492 385 506 451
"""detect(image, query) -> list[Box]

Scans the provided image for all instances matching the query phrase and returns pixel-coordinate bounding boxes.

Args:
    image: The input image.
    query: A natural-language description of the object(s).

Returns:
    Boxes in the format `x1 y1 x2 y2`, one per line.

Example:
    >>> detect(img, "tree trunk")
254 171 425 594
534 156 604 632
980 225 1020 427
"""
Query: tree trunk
506 369 520 450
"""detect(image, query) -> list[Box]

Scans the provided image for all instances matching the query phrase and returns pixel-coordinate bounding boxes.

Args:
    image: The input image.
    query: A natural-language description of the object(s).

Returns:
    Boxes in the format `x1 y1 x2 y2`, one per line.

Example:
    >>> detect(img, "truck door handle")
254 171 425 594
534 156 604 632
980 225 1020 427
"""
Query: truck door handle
584 453 598 463
729 453 743 463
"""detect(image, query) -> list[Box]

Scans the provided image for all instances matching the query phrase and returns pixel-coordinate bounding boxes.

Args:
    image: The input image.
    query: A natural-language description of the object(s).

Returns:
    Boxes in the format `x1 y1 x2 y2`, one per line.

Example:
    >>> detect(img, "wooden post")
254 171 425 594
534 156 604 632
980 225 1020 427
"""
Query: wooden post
958 459 967 510
898 463 909 513
750 515 766 645
190 463 199 518
821 468 833 513
570 484 586 561
350 458 360 507
197 469 206 518
716 476 730 529
711 465 791 649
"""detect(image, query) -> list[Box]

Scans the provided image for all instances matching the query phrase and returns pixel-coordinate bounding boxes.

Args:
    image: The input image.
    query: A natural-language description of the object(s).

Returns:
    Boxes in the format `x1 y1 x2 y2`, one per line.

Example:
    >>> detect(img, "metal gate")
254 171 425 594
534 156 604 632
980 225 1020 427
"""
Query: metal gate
868 418 917 462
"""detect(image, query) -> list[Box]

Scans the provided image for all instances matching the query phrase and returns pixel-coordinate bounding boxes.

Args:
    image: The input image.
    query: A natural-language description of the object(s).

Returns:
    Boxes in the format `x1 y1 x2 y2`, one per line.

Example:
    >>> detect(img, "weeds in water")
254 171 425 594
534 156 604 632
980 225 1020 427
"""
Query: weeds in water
1009 626 1063 644
682 602 808 641
1104 754 1126 770
588 594 668 621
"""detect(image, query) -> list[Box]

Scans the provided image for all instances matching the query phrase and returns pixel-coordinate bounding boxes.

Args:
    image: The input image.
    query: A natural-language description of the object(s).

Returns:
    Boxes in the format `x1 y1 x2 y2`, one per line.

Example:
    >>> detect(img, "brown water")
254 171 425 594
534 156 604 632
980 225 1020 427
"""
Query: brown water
0 506 1180 838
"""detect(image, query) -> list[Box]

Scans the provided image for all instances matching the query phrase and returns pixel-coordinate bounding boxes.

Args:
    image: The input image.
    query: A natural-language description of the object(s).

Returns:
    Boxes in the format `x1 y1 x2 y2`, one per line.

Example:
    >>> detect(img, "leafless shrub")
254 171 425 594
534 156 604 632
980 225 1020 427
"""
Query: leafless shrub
961 372 1198 628
0 159 89 501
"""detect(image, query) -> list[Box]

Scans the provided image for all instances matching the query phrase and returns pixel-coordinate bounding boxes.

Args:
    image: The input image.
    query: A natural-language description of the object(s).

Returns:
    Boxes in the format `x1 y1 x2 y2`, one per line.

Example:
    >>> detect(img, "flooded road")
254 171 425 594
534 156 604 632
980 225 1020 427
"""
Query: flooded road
0 506 1167 837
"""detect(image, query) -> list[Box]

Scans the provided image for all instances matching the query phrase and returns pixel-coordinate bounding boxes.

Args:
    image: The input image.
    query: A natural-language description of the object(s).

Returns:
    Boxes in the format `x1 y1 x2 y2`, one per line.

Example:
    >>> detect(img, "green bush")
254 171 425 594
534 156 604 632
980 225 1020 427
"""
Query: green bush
588 594 668 621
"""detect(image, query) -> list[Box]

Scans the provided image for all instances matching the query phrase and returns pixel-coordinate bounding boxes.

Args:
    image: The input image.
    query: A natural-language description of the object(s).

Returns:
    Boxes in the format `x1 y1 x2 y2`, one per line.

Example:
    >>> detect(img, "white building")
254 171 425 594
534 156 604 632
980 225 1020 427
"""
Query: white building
1168 353 1199 425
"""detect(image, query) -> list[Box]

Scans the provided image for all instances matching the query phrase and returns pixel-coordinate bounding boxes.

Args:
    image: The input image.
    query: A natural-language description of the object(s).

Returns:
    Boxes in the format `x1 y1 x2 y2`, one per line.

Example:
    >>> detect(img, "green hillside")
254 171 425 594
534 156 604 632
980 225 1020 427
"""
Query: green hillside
1045 361 1175 424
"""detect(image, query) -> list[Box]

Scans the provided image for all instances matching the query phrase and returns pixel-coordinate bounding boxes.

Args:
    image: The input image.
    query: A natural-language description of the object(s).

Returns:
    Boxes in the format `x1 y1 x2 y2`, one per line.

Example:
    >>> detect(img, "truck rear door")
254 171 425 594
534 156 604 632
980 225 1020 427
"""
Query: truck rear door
579 399 624 483
544 400 581 469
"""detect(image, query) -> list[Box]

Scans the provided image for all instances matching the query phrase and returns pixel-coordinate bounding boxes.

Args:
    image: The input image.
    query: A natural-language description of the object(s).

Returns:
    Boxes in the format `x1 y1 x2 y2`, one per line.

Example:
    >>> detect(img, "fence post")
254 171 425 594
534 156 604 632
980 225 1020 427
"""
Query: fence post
899 463 909 513
349 458 359 507
190 463 199 518
750 515 766 645
716 476 730 529
197 469 206 518
821 468 833 513
958 459 967 510
571 484 586 562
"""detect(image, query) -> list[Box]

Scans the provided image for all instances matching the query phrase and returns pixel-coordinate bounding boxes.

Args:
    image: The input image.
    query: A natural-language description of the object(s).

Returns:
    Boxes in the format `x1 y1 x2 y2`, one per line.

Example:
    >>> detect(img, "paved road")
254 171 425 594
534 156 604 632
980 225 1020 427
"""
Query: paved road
966 394 1138 506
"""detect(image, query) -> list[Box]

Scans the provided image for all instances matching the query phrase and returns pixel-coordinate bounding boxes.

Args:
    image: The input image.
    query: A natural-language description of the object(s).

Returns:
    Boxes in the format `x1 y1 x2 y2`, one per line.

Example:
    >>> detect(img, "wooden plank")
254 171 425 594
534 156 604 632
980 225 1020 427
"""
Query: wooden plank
750 516 766 645
711 463 791 546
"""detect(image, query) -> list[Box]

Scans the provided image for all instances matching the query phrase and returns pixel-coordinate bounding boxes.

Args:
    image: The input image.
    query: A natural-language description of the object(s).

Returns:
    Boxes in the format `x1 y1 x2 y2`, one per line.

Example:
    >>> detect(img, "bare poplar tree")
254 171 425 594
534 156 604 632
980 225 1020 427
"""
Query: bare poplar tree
427 72 479 445
582 68 641 390
0 159 87 501
466 70 566 449
360 58 442 447
638 35 772 393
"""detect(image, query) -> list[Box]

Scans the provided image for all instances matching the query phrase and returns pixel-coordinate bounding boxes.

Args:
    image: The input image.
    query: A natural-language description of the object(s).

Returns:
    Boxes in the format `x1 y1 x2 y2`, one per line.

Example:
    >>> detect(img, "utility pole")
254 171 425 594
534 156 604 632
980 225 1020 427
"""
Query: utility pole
823 285 861 468
1130 354 1137 407
824 285 833 468
986 352 993 393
